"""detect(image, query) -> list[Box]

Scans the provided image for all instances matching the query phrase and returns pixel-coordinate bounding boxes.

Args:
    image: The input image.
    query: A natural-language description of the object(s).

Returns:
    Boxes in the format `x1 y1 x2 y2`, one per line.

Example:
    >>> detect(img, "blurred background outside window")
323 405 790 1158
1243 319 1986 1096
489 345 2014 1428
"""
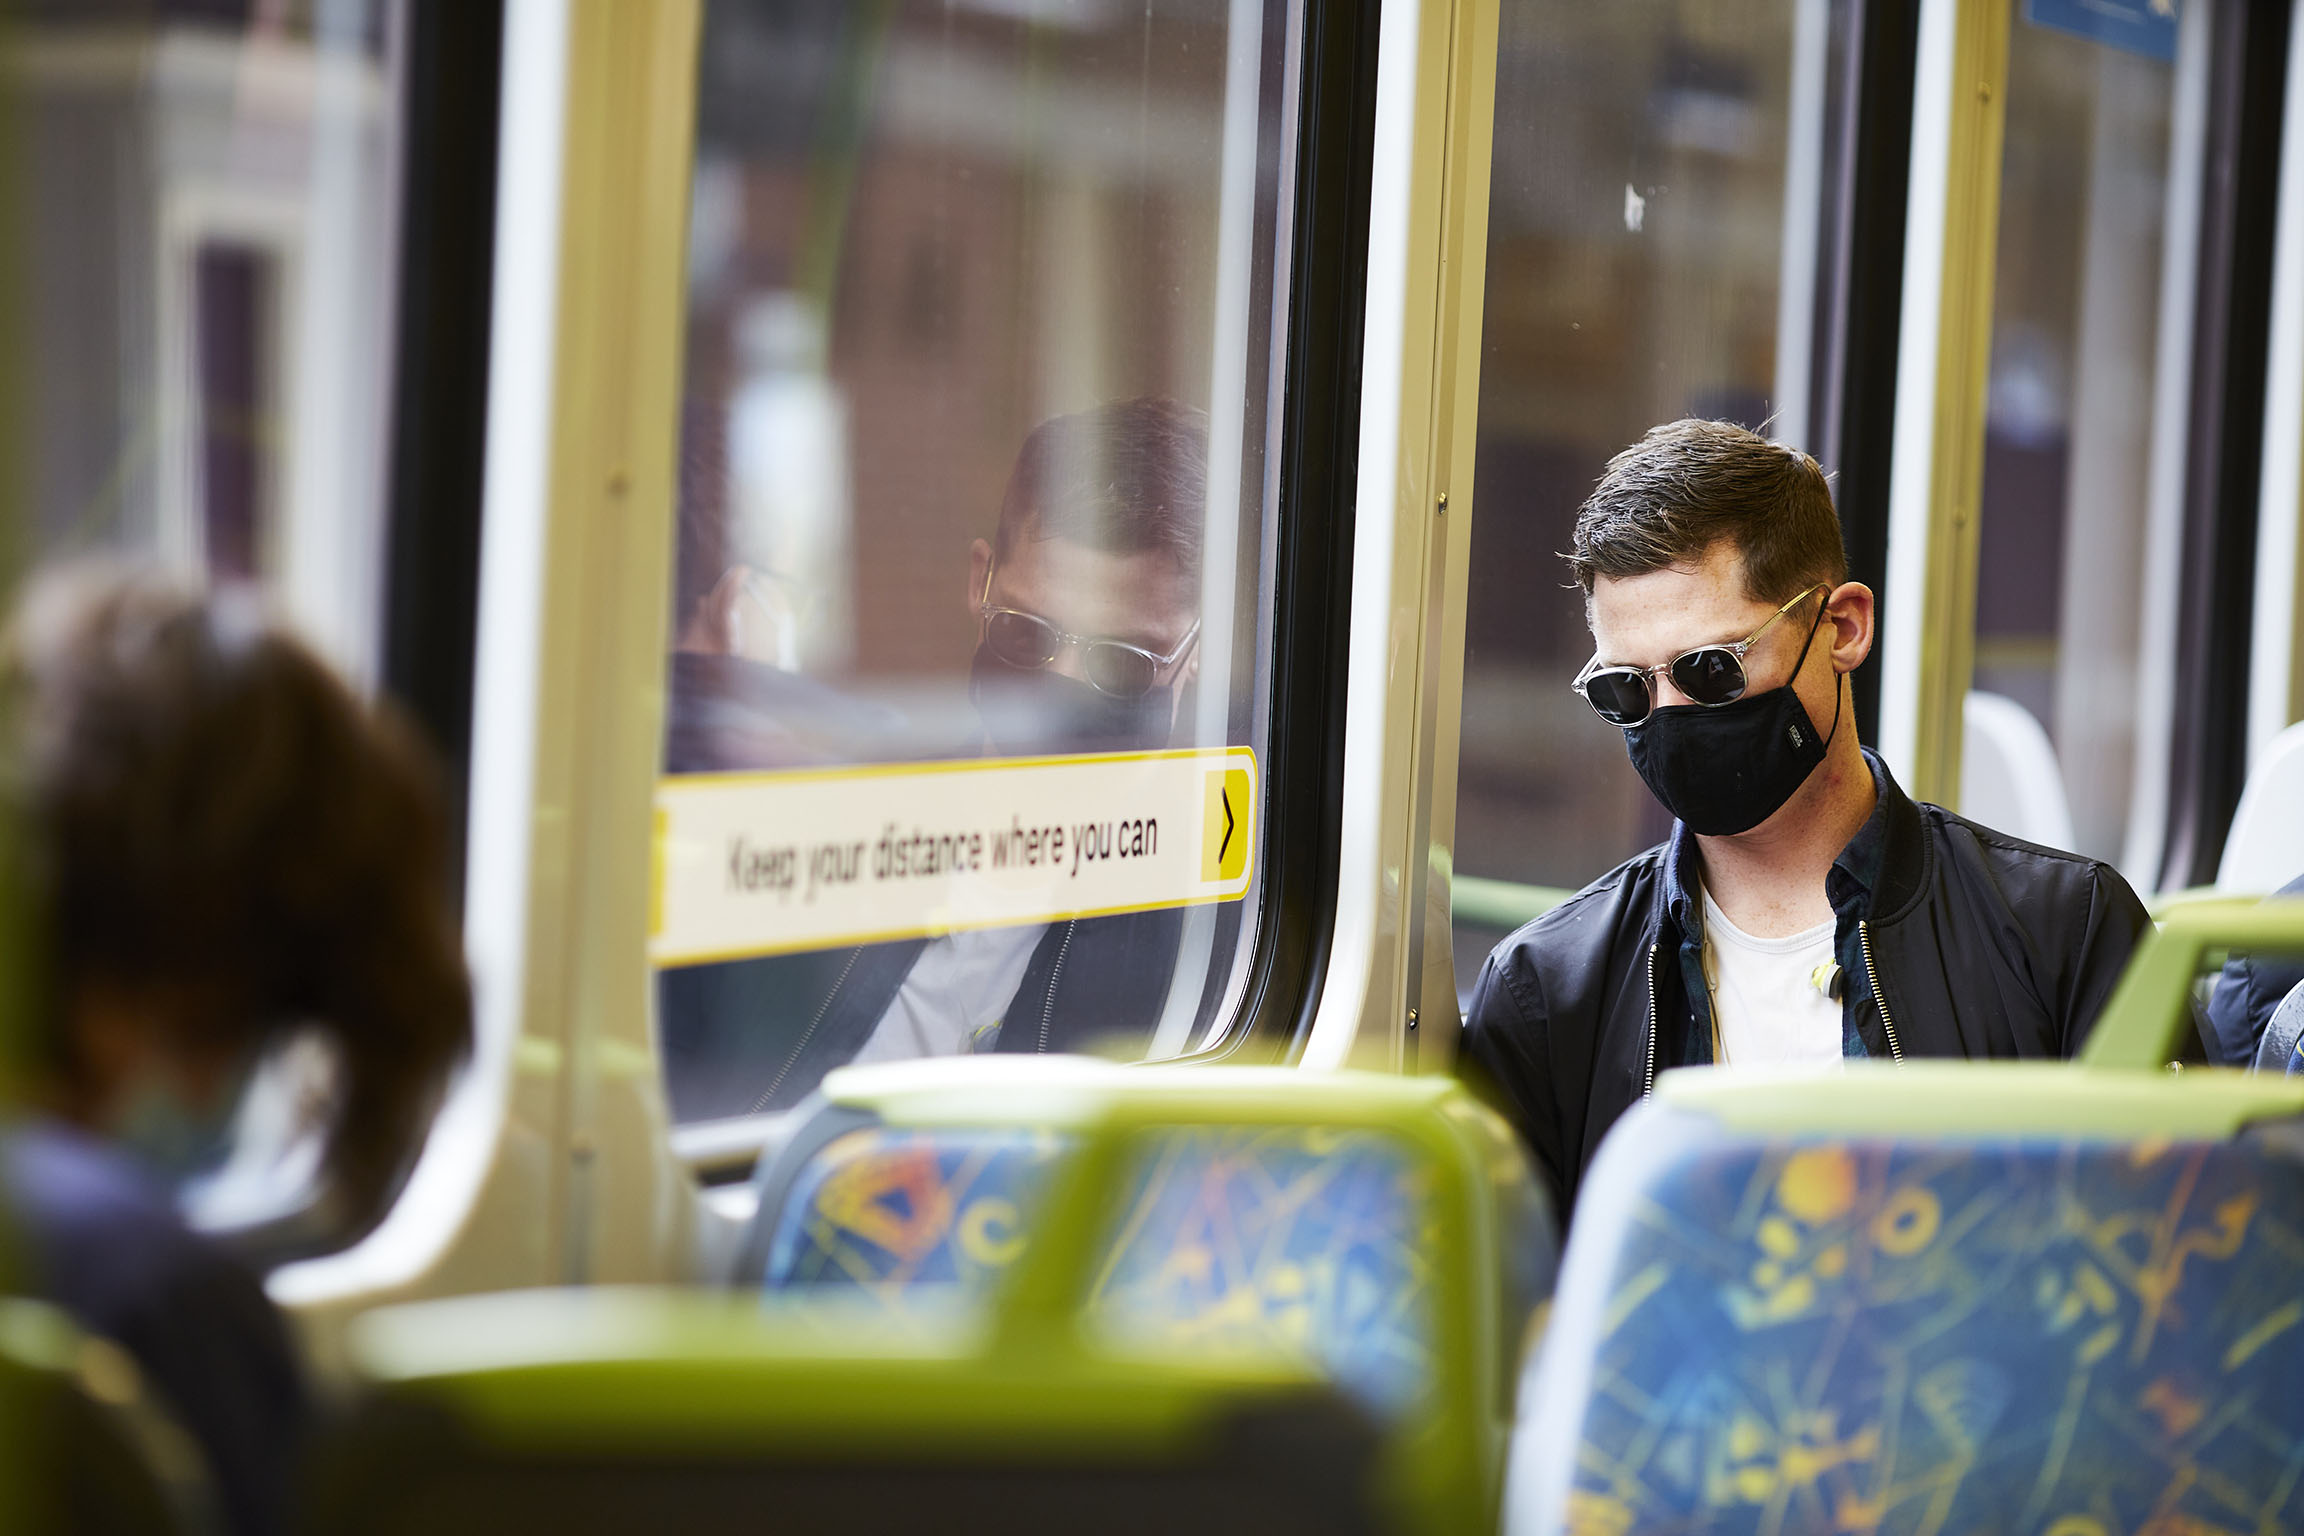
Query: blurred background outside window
5 0 405 686
1970 10 2179 873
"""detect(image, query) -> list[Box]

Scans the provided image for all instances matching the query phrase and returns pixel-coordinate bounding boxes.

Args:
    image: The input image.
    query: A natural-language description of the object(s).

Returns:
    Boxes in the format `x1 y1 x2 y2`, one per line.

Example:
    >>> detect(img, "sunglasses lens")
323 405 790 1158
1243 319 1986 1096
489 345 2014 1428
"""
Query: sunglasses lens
1582 670 1652 726
1671 646 1747 706
987 611 1061 669
1085 643 1157 699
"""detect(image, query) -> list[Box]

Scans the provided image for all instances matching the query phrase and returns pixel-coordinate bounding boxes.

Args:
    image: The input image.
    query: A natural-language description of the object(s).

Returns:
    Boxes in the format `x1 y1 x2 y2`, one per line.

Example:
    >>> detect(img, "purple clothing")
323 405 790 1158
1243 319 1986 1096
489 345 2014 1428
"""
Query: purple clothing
2 1119 305 1536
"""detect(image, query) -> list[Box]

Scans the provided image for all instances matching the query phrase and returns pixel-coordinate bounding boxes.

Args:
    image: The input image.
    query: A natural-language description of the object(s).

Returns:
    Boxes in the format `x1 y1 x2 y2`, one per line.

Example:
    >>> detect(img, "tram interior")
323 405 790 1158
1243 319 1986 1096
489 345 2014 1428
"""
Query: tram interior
4 1 2304 1533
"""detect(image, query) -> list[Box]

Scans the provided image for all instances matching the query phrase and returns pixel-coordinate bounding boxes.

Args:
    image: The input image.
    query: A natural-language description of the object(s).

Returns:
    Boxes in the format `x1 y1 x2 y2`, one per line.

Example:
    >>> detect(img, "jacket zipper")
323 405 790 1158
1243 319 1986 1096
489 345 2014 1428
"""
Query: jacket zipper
1858 919 1904 1063
754 948 862 1113
1643 942 1661 1098
1038 921 1077 1053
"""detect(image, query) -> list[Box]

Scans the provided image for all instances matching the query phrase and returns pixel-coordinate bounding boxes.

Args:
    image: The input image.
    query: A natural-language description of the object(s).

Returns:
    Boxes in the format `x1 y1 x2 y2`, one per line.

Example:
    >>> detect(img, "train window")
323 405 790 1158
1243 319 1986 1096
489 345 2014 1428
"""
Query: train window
655 2 1298 1134
3 2 407 684
1450 1 1854 1000
1970 8 2185 872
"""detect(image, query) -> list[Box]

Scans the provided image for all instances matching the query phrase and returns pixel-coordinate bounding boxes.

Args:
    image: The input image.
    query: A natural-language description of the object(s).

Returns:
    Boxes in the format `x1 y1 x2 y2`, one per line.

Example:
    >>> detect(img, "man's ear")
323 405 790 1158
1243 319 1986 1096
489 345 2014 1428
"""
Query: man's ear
967 538 993 616
1824 581 1876 672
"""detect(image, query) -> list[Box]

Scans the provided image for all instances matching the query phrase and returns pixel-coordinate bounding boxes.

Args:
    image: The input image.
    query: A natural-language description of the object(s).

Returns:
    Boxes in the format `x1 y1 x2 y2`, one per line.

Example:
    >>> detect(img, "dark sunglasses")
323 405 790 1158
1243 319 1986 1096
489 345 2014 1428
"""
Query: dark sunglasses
980 604 1200 701
1571 583 1829 727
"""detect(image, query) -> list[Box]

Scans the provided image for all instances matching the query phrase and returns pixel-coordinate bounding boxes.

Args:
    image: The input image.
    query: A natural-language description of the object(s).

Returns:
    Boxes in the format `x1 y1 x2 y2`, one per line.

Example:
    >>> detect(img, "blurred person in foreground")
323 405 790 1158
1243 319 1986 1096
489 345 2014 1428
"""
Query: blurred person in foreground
659 396 1216 1119
1 566 472 1535
1459 420 2154 1220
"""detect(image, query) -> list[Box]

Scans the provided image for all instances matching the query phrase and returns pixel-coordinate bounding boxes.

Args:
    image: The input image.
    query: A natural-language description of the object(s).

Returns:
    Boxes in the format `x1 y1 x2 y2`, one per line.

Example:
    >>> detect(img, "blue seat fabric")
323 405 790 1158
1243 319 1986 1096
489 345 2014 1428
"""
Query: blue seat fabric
763 1123 1435 1415
1516 1101 2304 1535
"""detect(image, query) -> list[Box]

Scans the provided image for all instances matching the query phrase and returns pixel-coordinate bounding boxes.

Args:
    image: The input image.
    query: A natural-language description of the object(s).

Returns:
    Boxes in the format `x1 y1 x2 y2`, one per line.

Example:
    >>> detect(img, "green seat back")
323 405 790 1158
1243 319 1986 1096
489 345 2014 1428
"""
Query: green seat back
318 1063 1550 1536
0 1296 217 1535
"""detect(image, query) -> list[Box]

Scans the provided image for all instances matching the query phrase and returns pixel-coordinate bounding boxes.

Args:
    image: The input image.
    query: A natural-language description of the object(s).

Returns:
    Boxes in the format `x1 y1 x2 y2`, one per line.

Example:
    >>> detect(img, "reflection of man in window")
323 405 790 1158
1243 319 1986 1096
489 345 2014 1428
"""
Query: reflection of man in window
658 397 1215 1122
960 400 1204 760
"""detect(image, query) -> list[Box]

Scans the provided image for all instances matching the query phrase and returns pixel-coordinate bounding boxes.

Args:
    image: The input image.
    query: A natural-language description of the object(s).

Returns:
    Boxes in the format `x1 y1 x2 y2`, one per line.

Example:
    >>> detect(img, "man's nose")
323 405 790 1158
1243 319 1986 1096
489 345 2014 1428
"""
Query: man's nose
1651 669 1697 710
1044 641 1092 685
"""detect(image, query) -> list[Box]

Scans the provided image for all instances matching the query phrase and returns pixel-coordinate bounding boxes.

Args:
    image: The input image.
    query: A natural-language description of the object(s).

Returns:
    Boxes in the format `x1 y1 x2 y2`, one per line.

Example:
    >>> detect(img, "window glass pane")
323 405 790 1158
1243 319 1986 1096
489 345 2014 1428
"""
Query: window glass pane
658 1 1297 1126
1453 1 1841 1002
5 2 406 683
1971 15 2178 867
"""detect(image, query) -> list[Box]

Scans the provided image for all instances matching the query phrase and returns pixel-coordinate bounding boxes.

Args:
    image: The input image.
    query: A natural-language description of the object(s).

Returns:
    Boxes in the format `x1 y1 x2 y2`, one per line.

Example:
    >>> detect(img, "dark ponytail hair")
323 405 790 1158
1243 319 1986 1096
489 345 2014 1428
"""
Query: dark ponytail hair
9 565 472 1230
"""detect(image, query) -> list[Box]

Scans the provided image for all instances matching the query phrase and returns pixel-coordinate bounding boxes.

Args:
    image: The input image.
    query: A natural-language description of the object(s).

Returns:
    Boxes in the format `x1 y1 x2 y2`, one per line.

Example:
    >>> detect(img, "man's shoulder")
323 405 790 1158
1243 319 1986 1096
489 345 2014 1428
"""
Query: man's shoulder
3 1120 181 1243
1 1121 268 1335
1915 800 2131 891
1482 844 1668 986
1908 800 2150 941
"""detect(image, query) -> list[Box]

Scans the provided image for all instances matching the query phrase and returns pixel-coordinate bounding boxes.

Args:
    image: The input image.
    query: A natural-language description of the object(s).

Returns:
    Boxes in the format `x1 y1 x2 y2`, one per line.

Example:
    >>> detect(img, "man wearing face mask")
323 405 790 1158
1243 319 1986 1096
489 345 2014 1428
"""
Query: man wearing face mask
1457 419 2152 1221
658 397 1214 1119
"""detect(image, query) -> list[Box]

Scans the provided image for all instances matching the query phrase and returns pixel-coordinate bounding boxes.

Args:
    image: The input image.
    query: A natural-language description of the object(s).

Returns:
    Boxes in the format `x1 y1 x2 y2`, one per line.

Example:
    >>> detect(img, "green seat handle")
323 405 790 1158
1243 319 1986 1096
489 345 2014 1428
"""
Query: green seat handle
2080 898 2304 1070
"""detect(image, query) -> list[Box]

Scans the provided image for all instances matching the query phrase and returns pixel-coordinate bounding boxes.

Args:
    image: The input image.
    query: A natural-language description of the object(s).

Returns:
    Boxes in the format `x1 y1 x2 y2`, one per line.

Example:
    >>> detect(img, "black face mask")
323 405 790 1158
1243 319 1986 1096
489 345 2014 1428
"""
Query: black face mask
1621 612 1842 836
970 643 1177 755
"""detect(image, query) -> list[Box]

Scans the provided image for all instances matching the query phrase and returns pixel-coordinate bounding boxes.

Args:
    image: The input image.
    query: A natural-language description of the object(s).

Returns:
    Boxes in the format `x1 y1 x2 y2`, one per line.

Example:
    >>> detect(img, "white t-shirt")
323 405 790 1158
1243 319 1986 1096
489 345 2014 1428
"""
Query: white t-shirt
850 922 1049 1065
1700 890 1842 1067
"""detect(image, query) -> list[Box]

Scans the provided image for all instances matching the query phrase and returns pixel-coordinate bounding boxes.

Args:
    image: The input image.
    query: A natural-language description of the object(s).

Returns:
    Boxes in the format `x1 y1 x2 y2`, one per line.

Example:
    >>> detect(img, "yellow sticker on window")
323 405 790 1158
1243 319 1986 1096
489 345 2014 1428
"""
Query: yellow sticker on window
650 746 1258 967
1202 766 1251 883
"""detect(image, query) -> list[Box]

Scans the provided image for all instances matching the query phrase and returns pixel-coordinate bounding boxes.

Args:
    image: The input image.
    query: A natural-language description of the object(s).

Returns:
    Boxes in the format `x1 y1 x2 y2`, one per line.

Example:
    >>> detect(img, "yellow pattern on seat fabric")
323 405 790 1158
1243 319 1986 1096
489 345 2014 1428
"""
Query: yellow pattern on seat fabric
1513 1100 2304 1535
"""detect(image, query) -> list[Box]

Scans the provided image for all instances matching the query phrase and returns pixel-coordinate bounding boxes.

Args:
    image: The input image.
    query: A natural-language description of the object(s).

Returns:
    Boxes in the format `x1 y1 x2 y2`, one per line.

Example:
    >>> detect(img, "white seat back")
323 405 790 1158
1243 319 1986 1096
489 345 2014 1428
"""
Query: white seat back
2219 720 2304 893
1959 691 2075 851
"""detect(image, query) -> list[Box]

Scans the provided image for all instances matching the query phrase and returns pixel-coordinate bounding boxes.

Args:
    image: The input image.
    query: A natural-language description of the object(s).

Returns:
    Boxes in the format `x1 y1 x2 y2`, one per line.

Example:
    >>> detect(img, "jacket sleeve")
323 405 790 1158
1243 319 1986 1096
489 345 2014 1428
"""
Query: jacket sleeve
2207 953 2273 1067
2058 861 2155 1058
2253 977 2304 1073
1457 946 1570 1219
2206 872 2304 1065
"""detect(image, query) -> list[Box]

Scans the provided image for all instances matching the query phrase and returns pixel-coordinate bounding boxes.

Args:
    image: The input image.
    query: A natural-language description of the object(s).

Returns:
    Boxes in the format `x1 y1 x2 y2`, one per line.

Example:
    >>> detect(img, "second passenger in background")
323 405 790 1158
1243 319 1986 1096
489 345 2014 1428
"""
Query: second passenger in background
1459 420 2153 1219
659 397 1224 1120
1 565 472 1536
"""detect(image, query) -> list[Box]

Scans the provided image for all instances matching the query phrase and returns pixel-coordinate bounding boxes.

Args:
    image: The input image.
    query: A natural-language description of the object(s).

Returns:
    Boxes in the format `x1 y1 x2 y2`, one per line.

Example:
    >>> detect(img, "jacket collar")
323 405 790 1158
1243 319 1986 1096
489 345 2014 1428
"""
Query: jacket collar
1661 747 1924 936
1661 814 1704 943
1827 749 1928 920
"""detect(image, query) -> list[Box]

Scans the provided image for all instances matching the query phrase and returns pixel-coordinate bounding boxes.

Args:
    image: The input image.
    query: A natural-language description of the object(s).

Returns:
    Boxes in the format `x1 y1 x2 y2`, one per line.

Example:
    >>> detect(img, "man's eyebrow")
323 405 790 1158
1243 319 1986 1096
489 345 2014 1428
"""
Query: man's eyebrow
1116 619 1195 653
1603 612 1778 663
1591 627 1747 667
1004 599 1194 652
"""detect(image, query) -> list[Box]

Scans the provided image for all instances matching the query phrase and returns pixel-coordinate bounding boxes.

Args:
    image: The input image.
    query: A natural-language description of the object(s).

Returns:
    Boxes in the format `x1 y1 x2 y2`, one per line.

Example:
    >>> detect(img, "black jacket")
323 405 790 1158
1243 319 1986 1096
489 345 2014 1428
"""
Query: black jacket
2208 871 2304 1067
1459 753 2152 1218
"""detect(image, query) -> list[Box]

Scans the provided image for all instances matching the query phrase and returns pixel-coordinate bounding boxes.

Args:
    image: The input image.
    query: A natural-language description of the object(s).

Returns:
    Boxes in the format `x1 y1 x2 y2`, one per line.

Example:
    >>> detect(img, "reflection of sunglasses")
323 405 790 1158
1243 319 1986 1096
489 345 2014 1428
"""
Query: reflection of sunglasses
1571 583 1829 727
980 606 1201 700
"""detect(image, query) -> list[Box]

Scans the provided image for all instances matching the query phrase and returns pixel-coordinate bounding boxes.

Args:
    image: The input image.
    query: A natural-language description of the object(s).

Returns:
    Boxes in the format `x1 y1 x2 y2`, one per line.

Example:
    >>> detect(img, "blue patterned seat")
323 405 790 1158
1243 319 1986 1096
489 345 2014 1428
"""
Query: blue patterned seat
1510 1097 2304 1535
737 1060 1554 1531
761 1121 1446 1417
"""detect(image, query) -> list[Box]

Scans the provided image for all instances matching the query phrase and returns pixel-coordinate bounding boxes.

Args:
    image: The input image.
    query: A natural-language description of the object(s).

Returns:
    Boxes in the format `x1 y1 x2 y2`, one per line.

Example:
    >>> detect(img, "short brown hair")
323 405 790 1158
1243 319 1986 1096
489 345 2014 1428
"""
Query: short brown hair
9 565 472 1230
995 396 1207 584
1567 419 1847 603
